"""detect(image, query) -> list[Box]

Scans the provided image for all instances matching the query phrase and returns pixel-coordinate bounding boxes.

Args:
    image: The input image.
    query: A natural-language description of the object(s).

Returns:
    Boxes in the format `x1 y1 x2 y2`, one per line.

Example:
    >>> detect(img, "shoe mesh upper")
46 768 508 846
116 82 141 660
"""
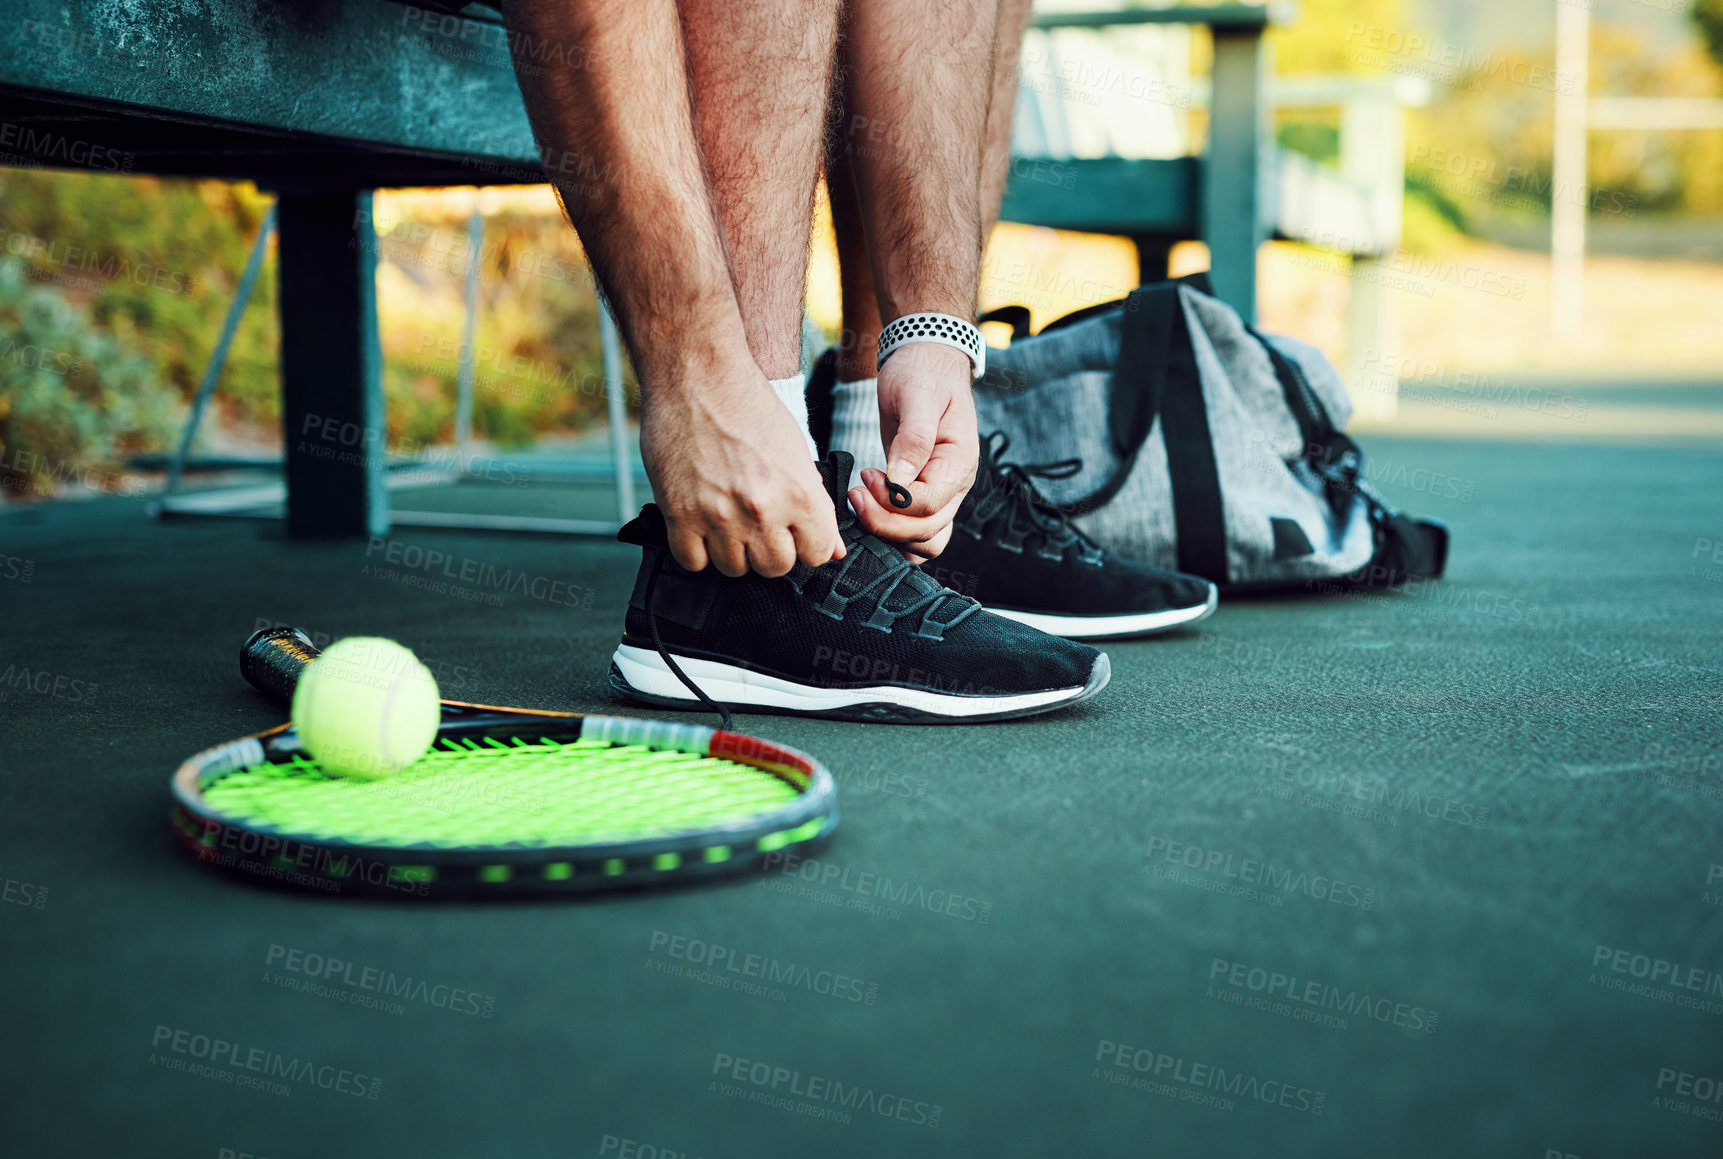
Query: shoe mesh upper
619 453 1101 694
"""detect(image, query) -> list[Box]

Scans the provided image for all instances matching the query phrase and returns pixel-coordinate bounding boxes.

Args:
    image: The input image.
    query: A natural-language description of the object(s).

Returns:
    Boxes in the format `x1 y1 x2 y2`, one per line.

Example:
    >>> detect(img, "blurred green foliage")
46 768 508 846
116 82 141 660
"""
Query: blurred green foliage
0 171 623 498
0 170 280 419
1398 187 1467 254
1272 0 1723 236
374 199 623 452
1275 122 1339 166
0 170 276 494
1694 0 1723 69
0 258 180 495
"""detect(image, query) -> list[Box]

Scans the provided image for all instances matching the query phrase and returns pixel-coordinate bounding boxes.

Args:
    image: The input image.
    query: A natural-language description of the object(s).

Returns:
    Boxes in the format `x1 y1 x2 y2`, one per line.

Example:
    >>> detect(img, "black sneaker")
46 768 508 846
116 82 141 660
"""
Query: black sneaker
608 452 1110 723
926 432 1218 640
808 351 1217 640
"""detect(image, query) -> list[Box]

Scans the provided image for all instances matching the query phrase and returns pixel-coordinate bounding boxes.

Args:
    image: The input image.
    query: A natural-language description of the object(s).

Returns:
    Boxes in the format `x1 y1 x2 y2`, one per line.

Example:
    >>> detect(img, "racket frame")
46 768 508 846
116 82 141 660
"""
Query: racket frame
170 700 838 898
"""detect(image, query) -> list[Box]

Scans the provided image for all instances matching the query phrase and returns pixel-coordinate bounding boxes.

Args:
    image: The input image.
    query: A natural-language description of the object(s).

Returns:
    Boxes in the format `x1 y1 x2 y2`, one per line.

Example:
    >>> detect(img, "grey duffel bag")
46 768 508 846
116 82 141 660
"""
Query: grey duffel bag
973 275 1448 592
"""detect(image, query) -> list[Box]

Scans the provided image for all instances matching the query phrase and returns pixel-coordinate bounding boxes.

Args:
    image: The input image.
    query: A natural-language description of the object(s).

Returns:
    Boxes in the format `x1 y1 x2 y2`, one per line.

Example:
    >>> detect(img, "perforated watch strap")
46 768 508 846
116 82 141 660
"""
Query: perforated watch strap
876 313 986 380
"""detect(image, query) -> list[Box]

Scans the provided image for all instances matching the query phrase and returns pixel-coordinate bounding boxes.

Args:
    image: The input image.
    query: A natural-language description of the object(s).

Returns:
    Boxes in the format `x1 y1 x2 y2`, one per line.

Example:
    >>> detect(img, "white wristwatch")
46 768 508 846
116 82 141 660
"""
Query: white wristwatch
876 312 986 380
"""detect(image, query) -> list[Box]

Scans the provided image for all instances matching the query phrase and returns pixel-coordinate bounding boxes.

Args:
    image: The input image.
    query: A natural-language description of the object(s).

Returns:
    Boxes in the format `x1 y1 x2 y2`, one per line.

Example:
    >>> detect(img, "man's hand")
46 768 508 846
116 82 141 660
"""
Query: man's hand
848 341 978 558
641 360 844 578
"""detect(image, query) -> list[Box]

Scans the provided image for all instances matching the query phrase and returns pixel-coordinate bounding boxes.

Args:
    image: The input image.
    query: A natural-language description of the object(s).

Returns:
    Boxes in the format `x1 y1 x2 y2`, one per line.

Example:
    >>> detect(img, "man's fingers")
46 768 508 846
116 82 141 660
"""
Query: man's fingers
861 467 938 518
848 483 965 545
709 538 749 578
918 441 977 511
881 386 942 489
747 529 799 579
902 523 954 561
884 425 937 491
666 526 709 574
791 512 845 568
859 444 974 519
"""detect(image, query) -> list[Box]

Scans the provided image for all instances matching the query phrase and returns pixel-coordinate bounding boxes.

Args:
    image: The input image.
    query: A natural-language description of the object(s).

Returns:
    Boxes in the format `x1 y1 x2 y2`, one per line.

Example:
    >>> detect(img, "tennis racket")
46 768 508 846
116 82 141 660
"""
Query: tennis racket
168 627 838 898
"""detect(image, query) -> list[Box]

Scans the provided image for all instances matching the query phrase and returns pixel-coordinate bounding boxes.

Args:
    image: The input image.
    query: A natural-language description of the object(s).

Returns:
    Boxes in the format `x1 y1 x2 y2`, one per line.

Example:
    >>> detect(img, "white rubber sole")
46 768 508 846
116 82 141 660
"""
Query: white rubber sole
610 644 1108 723
986 584 1218 640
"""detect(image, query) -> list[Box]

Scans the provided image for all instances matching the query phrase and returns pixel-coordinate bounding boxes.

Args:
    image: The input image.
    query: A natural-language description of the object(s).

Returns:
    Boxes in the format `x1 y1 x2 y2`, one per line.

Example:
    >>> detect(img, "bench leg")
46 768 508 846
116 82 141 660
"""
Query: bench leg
1345 257 1399 423
277 190 389 538
1203 28 1270 323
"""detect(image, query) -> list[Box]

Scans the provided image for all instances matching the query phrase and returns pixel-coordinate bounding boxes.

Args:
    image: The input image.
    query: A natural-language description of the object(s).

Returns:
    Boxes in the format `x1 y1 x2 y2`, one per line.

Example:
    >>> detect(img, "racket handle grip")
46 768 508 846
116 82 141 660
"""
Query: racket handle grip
240 626 323 705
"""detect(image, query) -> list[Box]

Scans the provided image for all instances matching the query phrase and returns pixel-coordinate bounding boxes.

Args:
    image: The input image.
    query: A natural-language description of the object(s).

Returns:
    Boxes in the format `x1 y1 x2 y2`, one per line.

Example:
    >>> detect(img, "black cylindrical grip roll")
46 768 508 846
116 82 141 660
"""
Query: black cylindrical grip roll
240 626 323 705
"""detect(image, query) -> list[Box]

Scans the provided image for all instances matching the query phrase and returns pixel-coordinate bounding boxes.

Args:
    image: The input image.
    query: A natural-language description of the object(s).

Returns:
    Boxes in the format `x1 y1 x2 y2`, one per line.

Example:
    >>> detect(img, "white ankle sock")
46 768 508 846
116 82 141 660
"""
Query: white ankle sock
831 377 886 490
766 372 818 459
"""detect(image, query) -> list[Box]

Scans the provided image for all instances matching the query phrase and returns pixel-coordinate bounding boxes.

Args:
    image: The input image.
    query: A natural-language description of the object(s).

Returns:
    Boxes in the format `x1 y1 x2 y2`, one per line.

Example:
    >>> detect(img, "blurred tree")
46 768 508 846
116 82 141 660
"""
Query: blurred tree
1693 0 1723 69
0 260 179 496
1272 0 1408 74
1259 0 1723 234
1413 24 1723 224
0 169 280 436
372 195 623 450
0 172 626 495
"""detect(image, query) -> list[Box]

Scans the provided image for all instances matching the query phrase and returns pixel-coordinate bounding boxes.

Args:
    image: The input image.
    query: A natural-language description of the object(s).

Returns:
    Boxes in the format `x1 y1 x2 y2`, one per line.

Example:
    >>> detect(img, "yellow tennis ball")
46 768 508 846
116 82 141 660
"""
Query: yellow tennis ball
291 637 440 778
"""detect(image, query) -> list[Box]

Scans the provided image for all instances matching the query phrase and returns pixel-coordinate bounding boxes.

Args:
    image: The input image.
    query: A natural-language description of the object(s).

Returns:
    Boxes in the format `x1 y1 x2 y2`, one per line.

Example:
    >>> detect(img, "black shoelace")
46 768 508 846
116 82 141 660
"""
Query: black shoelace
642 501 981 732
961 431 1103 563
804 504 982 634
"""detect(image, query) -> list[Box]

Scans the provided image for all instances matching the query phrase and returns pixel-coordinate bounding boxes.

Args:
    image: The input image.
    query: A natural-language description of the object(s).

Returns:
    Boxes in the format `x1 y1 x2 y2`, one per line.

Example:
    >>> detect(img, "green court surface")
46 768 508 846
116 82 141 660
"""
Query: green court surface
2 431 1721 1157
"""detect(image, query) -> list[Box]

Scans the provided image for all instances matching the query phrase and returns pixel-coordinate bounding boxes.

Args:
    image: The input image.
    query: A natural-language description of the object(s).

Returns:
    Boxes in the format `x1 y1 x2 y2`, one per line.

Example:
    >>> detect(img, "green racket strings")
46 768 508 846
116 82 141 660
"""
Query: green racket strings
202 735 802 847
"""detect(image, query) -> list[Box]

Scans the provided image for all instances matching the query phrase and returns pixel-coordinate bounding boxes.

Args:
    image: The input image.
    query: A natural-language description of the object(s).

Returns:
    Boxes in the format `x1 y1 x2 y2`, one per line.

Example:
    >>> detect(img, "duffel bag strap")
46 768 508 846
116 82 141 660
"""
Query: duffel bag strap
1152 288 1229 583
1047 284 1167 517
1049 281 1230 583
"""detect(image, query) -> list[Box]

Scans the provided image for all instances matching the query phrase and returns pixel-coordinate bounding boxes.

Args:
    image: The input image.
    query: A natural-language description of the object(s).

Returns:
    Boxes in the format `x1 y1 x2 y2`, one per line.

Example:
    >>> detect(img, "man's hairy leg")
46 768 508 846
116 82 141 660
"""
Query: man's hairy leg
827 0 1030 495
833 0 1028 378
839 0 998 558
498 0 840 578
978 0 1034 241
679 0 840 383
